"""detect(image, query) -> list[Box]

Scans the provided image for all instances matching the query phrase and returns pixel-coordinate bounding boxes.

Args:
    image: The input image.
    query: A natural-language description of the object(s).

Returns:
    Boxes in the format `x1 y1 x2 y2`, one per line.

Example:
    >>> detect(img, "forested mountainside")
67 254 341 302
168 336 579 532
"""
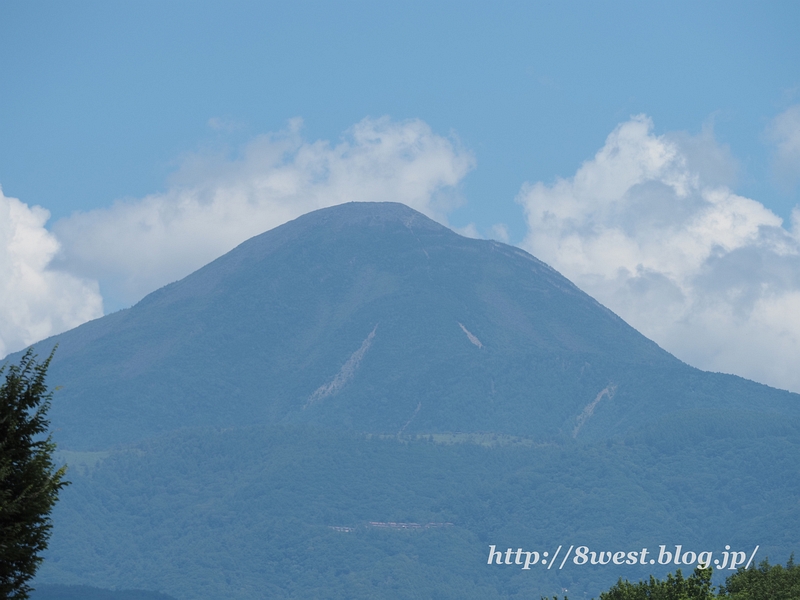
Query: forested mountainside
10 202 796 599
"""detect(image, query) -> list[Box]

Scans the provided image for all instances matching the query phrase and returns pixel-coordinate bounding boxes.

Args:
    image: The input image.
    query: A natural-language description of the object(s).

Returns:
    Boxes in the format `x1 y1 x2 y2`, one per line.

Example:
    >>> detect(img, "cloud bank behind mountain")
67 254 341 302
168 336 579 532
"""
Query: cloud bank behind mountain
4 113 800 393
0 189 102 358
517 114 800 392
51 117 474 311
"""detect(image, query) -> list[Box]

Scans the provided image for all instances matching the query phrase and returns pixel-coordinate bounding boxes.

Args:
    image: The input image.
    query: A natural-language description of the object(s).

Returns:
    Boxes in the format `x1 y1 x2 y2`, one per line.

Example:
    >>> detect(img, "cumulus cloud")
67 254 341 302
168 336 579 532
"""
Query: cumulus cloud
453 223 481 239
768 104 800 191
0 188 103 359
518 115 800 393
54 117 474 309
490 223 510 243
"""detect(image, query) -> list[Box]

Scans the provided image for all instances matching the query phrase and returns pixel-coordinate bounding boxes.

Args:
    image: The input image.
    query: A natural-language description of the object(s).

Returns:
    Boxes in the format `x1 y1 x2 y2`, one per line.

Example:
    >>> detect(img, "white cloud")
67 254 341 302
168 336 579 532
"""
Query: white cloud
0 188 103 359
54 117 474 309
768 104 800 190
517 115 800 393
490 223 510 243
207 116 245 132
453 223 481 239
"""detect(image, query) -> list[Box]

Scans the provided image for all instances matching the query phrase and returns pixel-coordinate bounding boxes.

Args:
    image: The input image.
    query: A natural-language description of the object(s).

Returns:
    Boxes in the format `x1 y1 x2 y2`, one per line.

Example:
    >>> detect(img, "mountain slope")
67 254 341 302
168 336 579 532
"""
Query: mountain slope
20 201 799 450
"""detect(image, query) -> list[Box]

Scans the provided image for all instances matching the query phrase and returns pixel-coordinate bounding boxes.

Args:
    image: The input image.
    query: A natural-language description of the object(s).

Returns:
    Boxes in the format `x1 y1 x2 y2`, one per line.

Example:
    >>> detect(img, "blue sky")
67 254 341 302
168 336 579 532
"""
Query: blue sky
3 2 798 226
2 1 800 390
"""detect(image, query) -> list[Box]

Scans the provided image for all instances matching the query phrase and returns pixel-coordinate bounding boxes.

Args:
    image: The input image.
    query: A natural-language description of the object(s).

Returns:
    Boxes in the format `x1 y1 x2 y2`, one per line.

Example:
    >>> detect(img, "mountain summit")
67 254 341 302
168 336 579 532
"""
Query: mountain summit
26 201 797 450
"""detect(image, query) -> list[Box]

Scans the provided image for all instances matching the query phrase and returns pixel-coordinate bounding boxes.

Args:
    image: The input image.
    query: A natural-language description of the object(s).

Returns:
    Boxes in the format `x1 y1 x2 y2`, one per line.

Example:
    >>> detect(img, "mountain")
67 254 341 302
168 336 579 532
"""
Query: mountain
23 202 799 450
8 202 798 599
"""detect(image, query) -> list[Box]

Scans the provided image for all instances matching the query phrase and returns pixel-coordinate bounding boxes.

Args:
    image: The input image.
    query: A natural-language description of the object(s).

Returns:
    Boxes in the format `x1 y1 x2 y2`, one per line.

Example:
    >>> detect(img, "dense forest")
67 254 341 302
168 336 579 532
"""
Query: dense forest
32 422 798 599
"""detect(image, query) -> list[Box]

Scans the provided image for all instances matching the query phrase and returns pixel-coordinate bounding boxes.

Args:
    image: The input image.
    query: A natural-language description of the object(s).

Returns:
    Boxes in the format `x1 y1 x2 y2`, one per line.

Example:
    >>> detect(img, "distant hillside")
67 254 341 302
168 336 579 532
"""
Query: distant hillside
37 422 800 599
11 202 797 599
31 584 176 600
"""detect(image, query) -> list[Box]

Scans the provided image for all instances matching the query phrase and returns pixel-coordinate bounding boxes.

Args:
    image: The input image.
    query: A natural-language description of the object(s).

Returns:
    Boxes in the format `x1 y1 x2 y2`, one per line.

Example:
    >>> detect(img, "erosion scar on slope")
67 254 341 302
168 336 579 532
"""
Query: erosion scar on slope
458 322 483 349
305 324 378 408
398 402 422 435
572 384 617 438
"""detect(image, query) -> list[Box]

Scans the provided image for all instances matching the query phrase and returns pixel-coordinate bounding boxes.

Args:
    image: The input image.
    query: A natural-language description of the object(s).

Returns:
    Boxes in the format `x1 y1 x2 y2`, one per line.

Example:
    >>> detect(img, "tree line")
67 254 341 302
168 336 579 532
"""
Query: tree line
547 558 799 600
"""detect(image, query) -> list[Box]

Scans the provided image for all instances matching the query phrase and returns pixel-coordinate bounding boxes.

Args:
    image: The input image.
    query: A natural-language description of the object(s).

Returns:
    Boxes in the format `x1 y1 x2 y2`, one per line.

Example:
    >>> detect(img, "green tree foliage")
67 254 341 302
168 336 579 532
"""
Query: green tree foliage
718 557 800 599
594 560 800 600
0 348 68 599
598 567 715 599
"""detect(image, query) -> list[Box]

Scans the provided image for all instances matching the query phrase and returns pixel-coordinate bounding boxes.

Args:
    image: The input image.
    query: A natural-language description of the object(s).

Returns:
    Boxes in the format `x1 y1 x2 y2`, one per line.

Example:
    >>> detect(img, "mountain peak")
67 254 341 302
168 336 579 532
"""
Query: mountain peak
23 202 799 450
243 201 450 251
290 201 448 230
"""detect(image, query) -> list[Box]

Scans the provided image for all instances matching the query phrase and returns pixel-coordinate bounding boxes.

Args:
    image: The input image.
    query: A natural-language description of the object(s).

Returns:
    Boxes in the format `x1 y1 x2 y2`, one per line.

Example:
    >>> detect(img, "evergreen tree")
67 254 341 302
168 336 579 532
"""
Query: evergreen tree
0 348 68 599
